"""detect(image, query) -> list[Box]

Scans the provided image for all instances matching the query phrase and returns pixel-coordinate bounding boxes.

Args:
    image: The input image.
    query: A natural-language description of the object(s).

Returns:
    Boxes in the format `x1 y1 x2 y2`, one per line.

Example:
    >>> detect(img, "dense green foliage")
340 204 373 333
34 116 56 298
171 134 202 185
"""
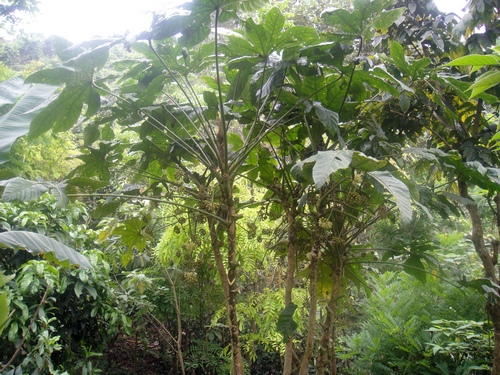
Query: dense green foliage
1 0 500 374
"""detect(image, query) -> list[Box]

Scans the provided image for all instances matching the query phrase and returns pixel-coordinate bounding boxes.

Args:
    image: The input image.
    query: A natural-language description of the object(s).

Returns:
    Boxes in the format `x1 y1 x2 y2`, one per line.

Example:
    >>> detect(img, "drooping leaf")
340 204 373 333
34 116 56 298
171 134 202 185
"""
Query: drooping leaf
469 70 500 98
0 77 58 163
29 82 91 138
74 281 84 298
0 177 49 202
292 150 354 189
277 302 298 342
351 152 387 171
445 54 500 67
313 101 340 138
390 41 410 76
0 177 68 208
0 231 91 269
403 255 426 283
152 14 193 40
368 171 413 222
458 277 500 296
256 61 287 98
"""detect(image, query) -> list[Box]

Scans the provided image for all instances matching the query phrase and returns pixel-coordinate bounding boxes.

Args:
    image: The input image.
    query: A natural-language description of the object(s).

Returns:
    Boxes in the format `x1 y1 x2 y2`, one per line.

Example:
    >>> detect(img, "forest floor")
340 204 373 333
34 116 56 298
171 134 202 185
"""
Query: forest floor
102 333 169 375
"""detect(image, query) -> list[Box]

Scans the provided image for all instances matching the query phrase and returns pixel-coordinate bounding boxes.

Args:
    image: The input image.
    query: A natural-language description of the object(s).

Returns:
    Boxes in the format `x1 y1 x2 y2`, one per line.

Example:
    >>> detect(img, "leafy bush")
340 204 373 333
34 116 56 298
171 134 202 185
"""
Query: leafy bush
338 272 490 374
0 197 131 374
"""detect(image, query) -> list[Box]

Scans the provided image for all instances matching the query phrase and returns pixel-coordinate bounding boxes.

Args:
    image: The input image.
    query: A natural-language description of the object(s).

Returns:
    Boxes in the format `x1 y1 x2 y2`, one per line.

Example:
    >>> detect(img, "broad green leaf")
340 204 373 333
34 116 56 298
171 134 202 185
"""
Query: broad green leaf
263 7 285 42
203 91 218 108
313 102 340 138
0 231 91 269
0 76 28 104
0 177 49 202
64 39 115 71
373 7 406 29
409 57 431 79
0 271 13 335
351 152 387 171
277 302 298 342
403 255 426 282
29 83 89 138
245 18 270 57
152 14 192 40
368 171 412 222
399 92 411 112
0 177 68 208
354 70 399 96
445 54 500 67
390 42 410 76
0 291 9 335
0 77 58 164
113 217 148 251
74 280 84 298
469 70 500 98
25 67 77 85
293 150 354 189
226 34 259 56
322 8 361 36
372 66 414 93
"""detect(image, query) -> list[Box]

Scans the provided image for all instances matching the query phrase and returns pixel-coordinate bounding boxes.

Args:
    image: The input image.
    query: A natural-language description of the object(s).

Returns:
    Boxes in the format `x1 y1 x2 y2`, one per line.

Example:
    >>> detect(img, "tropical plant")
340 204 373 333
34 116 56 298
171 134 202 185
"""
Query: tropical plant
0 196 132 374
339 271 490 374
0 76 57 164
4 0 500 373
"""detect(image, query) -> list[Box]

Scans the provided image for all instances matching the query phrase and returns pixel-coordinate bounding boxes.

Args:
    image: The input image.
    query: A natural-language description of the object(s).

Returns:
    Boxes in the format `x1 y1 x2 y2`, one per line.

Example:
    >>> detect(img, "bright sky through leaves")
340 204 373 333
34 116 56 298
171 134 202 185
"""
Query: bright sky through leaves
19 0 467 43
22 0 185 43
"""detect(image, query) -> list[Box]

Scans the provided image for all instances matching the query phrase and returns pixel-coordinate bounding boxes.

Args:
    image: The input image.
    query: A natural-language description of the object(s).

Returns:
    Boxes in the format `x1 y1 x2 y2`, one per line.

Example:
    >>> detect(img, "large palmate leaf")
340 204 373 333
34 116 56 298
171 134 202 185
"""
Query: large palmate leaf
368 171 412 222
0 177 68 208
0 231 91 269
0 77 58 164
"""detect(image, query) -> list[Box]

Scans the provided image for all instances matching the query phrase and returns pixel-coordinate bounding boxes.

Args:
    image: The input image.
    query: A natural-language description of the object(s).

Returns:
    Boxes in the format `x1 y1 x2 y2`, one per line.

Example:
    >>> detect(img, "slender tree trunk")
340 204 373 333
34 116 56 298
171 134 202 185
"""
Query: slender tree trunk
208 211 244 375
458 180 500 374
226 199 245 375
316 260 342 375
299 240 320 375
283 204 297 375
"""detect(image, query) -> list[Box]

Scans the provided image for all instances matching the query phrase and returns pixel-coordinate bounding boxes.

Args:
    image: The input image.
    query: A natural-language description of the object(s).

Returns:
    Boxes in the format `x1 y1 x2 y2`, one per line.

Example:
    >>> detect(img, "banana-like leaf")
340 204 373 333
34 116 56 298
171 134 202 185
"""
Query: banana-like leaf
0 77 58 164
0 177 68 208
0 231 91 269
